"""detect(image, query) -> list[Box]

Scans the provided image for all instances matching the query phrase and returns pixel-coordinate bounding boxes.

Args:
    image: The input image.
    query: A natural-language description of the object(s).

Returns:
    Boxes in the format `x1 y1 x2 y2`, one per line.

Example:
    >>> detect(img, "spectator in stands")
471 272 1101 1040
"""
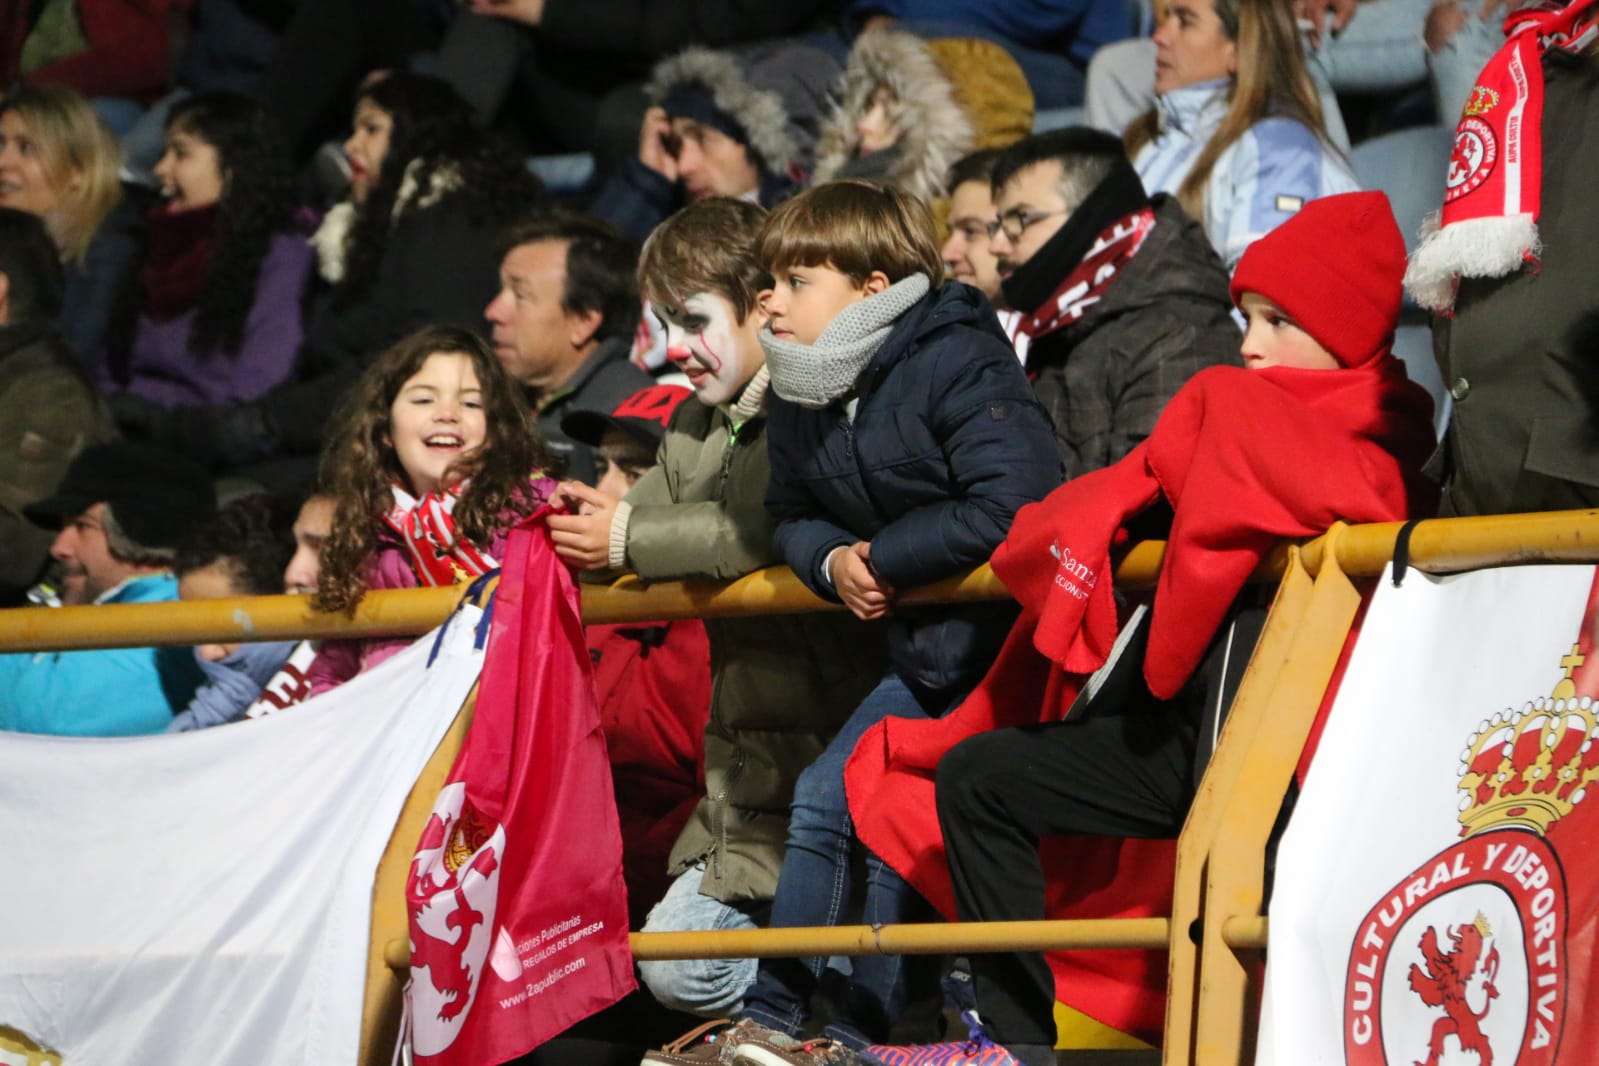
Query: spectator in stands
809 30 1035 202
894 191 1438 1066
1124 0 1358 269
8 0 182 108
433 0 833 169
0 440 214 736
485 213 652 484
0 207 113 606
111 74 548 490
647 181 1060 1059
554 383 711 927
987 129 1240 476
840 0 1136 110
100 92 312 407
284 491 336 597
588 42 839 243
0 85 128 363
306 325 555 692
937 148 1033 361
167 493 301 732
236 489 337 721
553 198 885 1023
1404 0 1599 516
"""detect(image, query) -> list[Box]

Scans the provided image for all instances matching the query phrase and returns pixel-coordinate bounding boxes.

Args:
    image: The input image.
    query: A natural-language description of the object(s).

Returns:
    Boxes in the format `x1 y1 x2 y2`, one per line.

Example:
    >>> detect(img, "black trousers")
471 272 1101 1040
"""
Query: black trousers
933 601 1268 1049
936 688 1197 1047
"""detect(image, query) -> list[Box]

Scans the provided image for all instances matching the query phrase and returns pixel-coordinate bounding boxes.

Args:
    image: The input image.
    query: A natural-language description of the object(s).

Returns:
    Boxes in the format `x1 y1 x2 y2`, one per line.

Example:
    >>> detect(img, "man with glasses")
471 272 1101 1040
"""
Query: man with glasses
988 127 1240 475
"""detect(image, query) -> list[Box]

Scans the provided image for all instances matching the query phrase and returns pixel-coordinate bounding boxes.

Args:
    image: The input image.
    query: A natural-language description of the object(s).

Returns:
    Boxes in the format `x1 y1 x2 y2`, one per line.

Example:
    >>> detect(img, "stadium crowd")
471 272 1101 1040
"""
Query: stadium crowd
1 0 1596 1062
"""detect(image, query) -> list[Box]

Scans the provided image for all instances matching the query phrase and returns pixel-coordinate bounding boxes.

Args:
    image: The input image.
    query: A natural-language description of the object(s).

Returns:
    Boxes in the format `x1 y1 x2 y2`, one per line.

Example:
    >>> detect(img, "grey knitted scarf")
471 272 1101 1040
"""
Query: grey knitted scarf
761 273 931 409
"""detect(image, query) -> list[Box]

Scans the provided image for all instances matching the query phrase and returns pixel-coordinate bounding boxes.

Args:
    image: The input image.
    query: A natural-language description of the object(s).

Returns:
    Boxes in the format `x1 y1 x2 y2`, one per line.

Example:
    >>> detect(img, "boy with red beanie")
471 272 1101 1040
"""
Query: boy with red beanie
849 191 1440 1065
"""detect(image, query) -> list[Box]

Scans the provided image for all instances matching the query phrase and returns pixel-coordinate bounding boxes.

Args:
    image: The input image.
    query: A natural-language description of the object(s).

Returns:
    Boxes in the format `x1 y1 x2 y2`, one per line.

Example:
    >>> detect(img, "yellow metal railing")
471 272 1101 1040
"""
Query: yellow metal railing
4 510 1597 1066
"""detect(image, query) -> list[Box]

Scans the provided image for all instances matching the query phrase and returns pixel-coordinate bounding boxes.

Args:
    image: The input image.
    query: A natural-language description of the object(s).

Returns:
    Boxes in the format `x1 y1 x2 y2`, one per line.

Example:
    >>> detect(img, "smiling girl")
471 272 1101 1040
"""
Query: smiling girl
102 92 312 407
307 325 555 691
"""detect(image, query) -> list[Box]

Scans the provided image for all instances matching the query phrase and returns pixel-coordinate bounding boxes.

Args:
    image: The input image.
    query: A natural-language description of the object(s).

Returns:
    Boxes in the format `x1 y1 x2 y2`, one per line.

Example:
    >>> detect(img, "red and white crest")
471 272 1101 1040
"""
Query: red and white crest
407 781 506 1056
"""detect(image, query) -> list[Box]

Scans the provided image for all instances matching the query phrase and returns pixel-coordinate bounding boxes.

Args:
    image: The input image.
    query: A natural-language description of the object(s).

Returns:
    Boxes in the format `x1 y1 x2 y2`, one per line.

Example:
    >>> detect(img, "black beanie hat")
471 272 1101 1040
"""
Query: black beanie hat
24 441 217 551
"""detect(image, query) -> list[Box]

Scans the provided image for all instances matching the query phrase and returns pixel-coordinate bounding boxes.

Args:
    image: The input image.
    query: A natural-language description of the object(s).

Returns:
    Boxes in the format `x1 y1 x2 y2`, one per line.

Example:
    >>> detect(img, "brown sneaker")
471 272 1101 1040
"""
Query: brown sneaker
732 1032 869 1066
641 1019 776 1066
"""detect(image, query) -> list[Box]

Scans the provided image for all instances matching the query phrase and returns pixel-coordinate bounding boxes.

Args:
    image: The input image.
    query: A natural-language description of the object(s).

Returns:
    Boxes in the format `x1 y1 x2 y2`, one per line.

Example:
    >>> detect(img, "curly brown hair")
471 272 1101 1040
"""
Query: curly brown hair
313 325 550 614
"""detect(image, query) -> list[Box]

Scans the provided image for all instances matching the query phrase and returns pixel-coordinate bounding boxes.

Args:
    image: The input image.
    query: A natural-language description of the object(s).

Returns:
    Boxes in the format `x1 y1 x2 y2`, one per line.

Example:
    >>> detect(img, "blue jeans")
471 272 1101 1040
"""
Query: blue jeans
638 865 763 1017
741 672 961 1049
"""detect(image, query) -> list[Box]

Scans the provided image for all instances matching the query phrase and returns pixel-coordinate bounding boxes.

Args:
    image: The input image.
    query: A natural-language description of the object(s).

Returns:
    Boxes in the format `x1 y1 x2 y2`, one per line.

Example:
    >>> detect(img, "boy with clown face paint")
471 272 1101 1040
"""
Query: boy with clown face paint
549 197 886 1022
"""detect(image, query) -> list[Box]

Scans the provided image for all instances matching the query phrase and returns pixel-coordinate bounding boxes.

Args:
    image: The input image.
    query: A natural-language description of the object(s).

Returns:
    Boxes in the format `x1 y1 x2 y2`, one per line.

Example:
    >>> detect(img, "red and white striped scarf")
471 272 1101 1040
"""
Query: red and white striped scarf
1013 207 1156 342
383 484 498 587
1404 0 1599 312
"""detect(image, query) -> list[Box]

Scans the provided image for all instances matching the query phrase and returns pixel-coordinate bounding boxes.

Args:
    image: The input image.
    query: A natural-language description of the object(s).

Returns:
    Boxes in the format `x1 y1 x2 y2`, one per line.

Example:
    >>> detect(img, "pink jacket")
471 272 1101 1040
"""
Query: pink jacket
307 480 556 694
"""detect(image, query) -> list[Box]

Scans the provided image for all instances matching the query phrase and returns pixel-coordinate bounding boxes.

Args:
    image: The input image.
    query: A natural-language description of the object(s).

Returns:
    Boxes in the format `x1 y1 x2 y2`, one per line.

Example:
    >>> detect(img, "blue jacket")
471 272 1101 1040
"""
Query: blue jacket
766 281 1063 691
0 574 204 737
1133 78 1359 270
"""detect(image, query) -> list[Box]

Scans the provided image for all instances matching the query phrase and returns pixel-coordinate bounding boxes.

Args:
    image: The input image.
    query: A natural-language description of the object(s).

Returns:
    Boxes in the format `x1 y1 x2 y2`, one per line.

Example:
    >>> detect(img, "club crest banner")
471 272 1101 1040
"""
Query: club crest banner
0 600 486 1065
1260 563 1599 1065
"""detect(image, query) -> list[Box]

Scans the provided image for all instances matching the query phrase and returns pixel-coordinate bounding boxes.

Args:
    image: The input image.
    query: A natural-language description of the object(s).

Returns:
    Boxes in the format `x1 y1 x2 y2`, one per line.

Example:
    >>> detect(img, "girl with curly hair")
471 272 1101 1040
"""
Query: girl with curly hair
103 92 313 407
306 324 555 692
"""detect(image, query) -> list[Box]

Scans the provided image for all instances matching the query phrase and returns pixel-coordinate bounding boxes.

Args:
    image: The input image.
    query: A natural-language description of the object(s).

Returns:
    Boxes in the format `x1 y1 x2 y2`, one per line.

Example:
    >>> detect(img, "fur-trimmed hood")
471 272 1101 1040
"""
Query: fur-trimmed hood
811 29 973 203
311 159 463 284
647 42 839 179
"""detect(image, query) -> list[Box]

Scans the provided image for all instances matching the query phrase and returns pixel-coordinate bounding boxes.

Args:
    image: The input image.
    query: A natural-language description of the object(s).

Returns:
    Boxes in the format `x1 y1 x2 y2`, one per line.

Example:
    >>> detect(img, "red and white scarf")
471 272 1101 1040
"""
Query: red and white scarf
383 484 498 588
1404 0 1599 312
1014 207 1156 341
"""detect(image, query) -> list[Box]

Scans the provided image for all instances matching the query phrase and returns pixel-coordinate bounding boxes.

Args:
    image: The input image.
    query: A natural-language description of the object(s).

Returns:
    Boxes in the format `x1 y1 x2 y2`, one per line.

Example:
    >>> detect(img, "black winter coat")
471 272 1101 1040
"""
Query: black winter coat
767 281 1063 691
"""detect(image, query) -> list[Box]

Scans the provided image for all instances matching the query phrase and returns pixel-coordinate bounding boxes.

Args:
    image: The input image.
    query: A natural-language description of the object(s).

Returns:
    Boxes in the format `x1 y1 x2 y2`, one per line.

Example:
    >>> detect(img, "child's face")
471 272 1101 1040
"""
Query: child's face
1238 293 1341 371
153 122 225 211
593 429 655 502
388 351 488 496
856 86 900 156
178 562 248 662
658 290 766 406
764 264 886 347
284 494 335 595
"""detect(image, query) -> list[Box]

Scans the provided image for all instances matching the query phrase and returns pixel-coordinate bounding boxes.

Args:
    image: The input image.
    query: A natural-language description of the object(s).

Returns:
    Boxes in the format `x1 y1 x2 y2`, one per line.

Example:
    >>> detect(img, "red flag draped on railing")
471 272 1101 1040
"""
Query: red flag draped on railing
405 510 636 1064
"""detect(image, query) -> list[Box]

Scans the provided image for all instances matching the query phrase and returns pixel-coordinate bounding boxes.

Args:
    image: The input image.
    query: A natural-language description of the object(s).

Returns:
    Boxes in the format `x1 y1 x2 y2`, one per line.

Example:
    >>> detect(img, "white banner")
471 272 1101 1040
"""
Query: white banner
1260 564 1599 1065
0 610 486 1065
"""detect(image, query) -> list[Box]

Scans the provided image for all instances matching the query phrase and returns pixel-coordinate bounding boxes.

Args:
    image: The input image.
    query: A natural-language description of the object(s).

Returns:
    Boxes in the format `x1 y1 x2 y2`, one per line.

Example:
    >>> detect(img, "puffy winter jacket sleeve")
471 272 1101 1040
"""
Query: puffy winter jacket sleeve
766 409 859 602
623 463 781 583
867 336 1062 591
1211 117 1360 270
587 158 682 245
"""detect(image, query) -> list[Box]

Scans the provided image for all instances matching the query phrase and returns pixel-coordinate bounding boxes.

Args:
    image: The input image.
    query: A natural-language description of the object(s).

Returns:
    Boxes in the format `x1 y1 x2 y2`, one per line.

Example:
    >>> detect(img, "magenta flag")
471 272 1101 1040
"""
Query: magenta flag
406 510 636 1064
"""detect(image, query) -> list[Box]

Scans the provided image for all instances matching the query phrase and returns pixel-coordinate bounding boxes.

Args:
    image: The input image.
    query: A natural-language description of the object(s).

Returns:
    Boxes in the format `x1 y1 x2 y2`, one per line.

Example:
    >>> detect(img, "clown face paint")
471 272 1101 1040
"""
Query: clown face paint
658 291 765 407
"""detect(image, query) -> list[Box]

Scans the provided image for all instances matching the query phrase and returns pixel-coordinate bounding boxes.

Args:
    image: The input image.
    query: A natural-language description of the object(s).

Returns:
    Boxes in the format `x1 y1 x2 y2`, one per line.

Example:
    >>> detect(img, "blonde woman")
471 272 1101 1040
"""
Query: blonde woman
0 85 125 361
0 86 120 266
1125 0 1357 269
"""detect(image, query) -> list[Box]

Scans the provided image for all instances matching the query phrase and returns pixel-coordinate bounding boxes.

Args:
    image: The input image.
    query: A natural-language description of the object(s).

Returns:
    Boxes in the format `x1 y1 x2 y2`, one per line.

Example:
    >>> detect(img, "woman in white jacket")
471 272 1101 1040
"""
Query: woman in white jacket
1125 0 1358 269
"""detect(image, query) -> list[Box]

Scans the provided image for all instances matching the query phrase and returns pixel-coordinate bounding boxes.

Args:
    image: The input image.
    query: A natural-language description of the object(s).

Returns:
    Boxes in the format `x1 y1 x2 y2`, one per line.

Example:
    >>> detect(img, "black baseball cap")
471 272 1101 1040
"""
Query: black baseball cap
561 384 693 450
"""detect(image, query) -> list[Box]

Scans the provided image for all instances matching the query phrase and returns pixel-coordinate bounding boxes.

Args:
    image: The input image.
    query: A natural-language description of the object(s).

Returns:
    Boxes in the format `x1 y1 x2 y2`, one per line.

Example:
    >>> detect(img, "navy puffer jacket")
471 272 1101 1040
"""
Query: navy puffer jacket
767 281 1063 691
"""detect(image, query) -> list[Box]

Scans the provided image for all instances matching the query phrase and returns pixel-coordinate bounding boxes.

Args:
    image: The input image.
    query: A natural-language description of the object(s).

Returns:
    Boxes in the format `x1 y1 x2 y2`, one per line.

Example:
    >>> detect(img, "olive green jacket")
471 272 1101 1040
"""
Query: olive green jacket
0 323 114 599
613 369 886 904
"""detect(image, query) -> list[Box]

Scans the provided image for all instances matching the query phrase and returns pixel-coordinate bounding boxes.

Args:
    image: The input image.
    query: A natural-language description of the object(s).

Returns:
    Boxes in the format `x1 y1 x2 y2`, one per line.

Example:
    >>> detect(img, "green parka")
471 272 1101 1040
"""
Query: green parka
612 369 886 904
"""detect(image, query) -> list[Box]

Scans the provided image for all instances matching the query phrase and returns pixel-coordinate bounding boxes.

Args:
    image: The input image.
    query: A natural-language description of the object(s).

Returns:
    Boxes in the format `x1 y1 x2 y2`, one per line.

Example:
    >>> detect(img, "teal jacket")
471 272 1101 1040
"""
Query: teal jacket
0 574 204 737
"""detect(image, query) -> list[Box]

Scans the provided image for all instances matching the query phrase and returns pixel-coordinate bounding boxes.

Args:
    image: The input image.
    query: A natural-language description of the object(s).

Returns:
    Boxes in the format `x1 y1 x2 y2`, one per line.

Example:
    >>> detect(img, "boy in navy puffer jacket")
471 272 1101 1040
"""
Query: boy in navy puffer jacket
665 179 1060 1063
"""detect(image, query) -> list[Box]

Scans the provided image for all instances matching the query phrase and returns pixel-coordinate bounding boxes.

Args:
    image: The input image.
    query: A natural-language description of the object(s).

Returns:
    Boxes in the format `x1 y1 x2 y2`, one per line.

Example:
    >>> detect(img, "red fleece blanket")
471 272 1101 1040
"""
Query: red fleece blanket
846 361 1436 1040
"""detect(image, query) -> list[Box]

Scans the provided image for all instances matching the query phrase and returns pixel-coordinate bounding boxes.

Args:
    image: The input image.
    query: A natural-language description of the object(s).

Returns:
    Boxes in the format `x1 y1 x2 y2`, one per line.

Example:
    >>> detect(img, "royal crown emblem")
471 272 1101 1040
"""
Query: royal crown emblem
1456 644 1599 837
1463 85 1501 118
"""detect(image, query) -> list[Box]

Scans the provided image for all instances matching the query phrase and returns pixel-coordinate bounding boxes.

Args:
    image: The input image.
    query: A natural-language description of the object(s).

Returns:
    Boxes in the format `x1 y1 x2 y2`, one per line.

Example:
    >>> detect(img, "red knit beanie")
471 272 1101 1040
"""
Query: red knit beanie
1229 191 1405 368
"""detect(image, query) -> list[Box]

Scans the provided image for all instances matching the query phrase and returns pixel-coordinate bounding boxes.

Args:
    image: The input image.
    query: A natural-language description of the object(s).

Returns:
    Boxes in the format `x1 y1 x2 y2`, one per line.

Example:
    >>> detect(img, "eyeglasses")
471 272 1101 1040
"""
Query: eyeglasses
986 208 1069 243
